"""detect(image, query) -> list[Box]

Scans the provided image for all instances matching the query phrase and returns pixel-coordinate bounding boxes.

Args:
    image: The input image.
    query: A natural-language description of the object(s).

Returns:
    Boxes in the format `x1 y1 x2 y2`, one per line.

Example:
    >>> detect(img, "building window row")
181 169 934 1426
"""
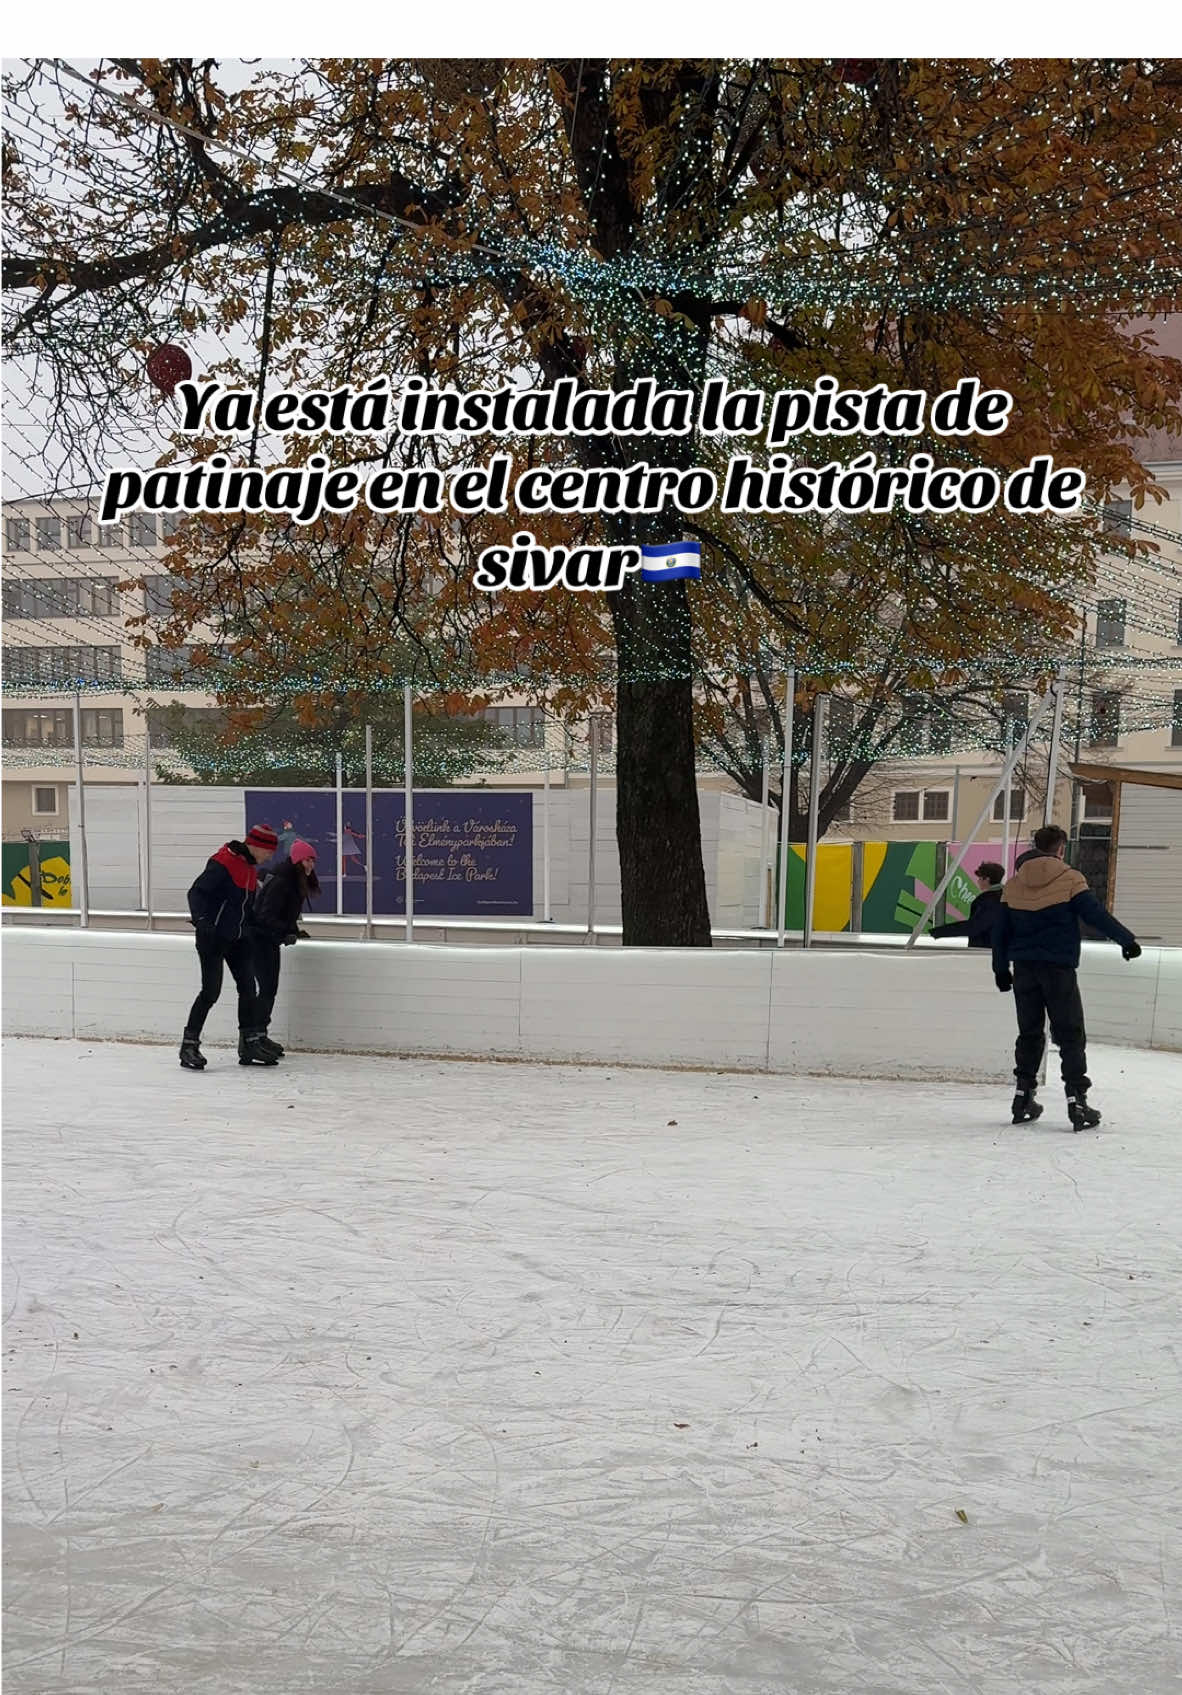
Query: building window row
481 705 547 748
3 707 124 747
3 576 120 618
2 645 122 685
5 512 181 554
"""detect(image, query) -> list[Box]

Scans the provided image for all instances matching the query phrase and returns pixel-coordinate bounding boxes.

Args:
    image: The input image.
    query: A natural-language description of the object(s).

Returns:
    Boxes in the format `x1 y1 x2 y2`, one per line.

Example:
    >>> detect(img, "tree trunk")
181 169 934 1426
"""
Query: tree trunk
611 576 712 946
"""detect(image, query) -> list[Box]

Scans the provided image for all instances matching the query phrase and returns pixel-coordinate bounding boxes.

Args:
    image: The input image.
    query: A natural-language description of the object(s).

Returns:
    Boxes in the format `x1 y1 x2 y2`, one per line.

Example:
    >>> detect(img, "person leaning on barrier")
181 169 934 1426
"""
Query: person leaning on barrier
930 861 1006 948
991 824 1141 1130
180 823 281 1071
250 839 320 1057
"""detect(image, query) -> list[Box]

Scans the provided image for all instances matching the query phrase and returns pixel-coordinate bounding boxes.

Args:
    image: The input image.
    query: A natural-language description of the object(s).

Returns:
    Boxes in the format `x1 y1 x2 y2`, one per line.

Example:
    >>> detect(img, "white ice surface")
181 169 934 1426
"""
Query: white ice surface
3 1036 1180 1695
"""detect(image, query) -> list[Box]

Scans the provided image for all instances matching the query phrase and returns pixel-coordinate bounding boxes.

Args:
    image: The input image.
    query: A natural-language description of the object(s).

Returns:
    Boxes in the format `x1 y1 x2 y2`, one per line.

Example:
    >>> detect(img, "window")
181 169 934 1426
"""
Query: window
1095 597 1127 648
1103 499 1132 536
2 645 122 686
892 788 952 822
160 513 185 540
1173 689 1182 749
145 705 227 749
1089 690 1121 748
1082 783 1113 821
826 696 855 757
81 708 123 747
145 644 196 685
95 520 122 549
892 790 920 822
1177 598 1182 646
65 513 92 549
1 577 117 618
3 709 73 747
144 576 180 617
32 786 59 817
1001 691 1029 735
5 515 31 552
991 787 1027 821
35 516 62 552
481 705 546 748
128 513 157 548
922 789 950 822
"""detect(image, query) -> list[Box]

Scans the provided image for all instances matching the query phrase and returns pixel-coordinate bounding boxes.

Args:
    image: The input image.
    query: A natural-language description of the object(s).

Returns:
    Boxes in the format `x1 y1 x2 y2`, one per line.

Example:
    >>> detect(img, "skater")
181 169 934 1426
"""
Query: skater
931 860 1006 947
180 822 281 1070
251 839 320 1054
992 824 1141 1129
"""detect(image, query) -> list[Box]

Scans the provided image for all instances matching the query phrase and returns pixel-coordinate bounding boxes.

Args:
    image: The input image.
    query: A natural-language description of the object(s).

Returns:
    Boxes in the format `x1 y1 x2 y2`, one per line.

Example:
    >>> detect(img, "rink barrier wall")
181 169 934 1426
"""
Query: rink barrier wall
3 929 1179 1079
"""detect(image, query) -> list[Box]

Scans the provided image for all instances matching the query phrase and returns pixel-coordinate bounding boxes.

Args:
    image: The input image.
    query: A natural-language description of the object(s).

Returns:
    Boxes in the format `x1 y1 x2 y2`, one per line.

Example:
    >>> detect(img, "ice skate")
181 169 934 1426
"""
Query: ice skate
1011 1087 1043 1124
258 1030 284 1058
179 1033 207 1071
1066 1093 1101 1131
239 1029 279 1066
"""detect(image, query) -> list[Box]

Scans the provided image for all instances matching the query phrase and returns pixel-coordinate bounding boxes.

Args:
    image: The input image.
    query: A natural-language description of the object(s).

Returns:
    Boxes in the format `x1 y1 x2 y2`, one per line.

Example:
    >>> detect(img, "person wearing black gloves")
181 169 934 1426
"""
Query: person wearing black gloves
992 824 1141 1129
251 839 320 1055
931 860 1006 948
181 822 280 1071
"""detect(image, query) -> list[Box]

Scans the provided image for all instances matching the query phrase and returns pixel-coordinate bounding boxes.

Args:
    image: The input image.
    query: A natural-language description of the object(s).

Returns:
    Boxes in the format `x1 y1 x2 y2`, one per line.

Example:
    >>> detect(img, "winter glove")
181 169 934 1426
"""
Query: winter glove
1122 942 1142 961
995 969 1013 993
282 931 299 947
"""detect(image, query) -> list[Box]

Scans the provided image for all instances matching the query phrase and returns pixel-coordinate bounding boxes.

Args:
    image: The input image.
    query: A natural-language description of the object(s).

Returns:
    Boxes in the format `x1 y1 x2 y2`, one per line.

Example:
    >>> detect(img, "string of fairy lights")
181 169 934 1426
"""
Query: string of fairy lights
5 62 1182 781
6 62 1182 344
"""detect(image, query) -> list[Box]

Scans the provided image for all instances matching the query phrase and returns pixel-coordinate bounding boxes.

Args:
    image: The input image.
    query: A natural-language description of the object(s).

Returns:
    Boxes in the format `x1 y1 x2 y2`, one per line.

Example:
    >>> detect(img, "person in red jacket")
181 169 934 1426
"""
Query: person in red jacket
181 823 279 1070
992 825 1140 1129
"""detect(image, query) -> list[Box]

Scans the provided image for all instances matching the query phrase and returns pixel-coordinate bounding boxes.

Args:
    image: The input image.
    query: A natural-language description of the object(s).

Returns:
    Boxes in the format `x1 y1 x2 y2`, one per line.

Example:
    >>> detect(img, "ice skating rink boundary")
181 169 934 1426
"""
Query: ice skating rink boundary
3 926 1180 1081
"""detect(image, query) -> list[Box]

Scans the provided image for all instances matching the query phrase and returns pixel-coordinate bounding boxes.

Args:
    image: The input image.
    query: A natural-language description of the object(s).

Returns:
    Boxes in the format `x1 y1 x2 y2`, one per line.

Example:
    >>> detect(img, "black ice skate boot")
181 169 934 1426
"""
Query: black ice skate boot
1011 1086 1044 1124
239 1028 280 1066
258 1029 284 1058
179 1031 207 1070
1066 1091 1101 1131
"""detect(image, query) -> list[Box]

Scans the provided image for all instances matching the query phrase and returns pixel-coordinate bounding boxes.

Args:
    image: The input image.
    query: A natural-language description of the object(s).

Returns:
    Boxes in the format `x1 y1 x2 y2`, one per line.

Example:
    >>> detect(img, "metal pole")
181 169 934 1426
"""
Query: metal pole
72 688 90 927
587 715 599 941
1043 669 1067 830
144 723 154 930
1001 719 1014 874
542 749 552 922
758 734 772 927
364 722 374 941
775 667 796 947
905 685 1057 947
27 837 42 908
803 694 825 949
951 765 962 849
404 684 415 944
335 752 344 916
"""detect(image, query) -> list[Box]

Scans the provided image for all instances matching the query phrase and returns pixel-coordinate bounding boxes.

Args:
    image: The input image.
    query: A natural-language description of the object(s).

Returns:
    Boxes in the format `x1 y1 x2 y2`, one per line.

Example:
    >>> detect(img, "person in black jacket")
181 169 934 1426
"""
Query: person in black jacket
251 839 320 1054
992 824 1141 1129
931 861 1006 947
181 822 279 1071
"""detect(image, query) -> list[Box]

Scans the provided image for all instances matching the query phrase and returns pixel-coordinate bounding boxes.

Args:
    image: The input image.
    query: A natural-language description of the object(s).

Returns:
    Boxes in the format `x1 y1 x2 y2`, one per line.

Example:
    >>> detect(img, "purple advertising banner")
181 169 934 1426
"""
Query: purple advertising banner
243 791 534 917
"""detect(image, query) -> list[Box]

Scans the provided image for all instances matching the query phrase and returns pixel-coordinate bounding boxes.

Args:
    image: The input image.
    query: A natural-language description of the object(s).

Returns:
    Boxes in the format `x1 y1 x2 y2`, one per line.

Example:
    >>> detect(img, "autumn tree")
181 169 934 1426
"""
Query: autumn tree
6 58 1182 941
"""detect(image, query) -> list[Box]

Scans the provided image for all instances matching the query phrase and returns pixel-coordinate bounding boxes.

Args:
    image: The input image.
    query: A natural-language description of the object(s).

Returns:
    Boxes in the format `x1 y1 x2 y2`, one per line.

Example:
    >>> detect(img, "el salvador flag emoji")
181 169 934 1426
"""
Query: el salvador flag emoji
640 541 702 582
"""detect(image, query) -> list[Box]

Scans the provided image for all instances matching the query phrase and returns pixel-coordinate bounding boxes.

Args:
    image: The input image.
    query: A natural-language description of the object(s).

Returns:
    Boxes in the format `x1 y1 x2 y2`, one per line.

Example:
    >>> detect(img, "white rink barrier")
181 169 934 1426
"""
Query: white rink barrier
4 928 1179 1080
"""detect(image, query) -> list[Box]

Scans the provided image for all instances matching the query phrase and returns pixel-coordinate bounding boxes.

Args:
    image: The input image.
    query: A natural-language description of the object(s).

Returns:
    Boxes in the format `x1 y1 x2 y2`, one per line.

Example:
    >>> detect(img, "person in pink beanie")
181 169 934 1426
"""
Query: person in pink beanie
250 839 321 1054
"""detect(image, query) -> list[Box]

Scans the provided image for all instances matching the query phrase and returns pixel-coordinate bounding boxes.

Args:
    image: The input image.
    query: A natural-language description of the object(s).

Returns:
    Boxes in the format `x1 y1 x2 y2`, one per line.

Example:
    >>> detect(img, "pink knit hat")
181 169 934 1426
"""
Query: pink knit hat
289 839 317 866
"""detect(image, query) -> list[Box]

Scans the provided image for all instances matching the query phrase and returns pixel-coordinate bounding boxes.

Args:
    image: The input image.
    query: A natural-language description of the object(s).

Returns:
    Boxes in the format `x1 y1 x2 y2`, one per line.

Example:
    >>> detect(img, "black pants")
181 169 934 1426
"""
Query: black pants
253 936 283 1030
1012 961 1091 1092
186 934 258 1036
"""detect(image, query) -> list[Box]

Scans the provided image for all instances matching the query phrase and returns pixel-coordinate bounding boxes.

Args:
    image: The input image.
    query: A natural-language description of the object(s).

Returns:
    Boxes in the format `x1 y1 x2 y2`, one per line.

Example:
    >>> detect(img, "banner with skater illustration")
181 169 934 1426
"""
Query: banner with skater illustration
243 791 533 917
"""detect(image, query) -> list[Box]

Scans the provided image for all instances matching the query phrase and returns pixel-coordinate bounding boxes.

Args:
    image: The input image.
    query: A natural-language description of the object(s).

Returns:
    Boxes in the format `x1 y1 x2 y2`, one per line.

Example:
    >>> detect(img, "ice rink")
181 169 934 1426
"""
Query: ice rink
4 1035 1180 1694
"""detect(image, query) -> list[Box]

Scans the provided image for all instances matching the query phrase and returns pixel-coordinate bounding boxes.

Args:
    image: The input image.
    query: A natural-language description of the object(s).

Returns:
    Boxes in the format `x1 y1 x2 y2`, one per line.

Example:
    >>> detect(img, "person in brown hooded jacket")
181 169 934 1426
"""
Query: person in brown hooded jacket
991 824 1141 1129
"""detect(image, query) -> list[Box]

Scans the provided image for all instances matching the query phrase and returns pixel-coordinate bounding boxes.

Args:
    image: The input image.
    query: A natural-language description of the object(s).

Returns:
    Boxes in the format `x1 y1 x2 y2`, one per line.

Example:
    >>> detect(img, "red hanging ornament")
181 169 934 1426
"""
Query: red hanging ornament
834 60 877 86
146 344 192 399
